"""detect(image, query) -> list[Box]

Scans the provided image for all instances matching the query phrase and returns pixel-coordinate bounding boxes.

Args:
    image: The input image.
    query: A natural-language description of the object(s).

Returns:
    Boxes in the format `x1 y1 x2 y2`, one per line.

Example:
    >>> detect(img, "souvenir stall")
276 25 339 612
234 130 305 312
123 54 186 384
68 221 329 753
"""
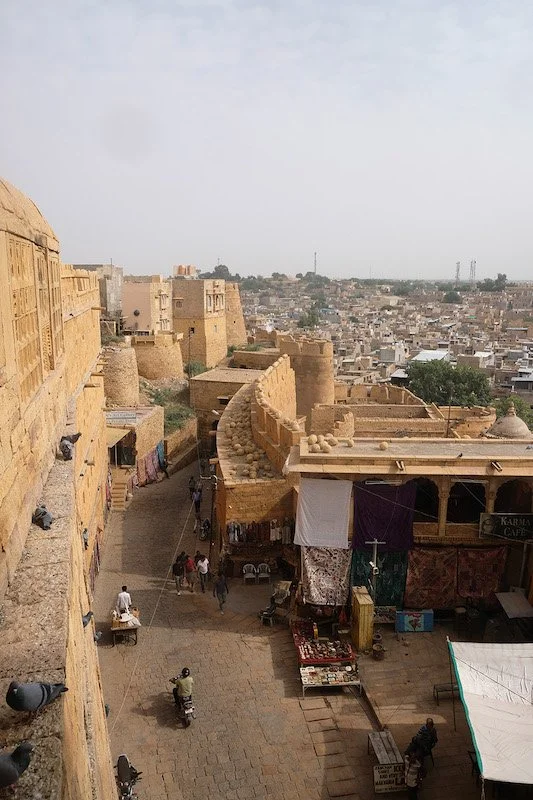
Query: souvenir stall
291 479 361 694
292 620 360 696
222 517 296 578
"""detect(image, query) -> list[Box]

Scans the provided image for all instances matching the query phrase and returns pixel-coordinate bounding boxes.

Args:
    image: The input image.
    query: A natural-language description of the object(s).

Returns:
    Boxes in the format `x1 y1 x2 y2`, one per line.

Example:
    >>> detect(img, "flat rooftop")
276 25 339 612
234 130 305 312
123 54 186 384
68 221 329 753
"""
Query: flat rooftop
288 437 533 477
191 368 263 383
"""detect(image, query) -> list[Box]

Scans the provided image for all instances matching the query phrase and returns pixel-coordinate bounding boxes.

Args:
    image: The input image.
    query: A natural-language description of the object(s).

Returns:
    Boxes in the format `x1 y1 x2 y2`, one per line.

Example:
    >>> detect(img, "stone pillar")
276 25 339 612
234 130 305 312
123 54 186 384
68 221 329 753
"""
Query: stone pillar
486 480 497 515
438 478 450 537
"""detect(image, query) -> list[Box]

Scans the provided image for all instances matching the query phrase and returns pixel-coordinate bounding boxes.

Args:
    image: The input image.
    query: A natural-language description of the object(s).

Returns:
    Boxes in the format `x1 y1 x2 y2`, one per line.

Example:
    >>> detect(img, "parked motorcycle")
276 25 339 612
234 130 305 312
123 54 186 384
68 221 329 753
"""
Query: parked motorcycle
170 676 195 728
116 753 142 798
198 518 211 541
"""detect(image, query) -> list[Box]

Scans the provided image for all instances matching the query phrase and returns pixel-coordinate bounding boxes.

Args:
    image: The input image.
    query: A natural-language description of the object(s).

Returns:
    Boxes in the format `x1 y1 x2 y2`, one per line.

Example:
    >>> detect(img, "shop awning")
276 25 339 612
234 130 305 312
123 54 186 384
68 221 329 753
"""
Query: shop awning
449 640 533 784
106 427 130 447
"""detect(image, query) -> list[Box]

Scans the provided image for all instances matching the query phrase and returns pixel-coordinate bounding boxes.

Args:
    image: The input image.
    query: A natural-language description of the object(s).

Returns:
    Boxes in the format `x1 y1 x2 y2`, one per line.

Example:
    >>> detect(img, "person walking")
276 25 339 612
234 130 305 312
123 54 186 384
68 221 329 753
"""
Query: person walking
193 488 202 515
197 555 210 593
184 554 197 593
213 572 229 614
172 552 186 595
188 475 196 500
404 748 424 799
115 585 132 615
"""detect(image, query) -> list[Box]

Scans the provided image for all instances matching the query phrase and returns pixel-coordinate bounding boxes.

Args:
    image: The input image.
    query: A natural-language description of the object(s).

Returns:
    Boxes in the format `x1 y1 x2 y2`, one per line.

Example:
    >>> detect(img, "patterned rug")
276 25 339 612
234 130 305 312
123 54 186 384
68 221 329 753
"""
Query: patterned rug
351 550 408 607
404 547 458 609
301 547 352 606
457 547 508 599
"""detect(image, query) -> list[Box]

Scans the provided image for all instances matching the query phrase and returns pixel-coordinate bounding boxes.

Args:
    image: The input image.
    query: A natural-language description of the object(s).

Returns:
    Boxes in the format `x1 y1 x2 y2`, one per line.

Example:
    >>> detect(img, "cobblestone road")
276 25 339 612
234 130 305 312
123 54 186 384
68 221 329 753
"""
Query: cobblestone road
94 468 372 800
94 467 480 800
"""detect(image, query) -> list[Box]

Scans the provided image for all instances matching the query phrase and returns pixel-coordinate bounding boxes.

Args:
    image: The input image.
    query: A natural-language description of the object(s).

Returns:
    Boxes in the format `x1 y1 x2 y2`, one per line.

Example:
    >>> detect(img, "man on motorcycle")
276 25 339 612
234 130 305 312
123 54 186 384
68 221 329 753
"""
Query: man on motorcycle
172 668 193 707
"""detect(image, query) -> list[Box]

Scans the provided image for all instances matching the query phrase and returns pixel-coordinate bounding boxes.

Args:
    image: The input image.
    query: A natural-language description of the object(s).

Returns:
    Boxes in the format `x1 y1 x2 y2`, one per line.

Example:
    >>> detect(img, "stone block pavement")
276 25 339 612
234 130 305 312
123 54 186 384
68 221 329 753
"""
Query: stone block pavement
93 466 482 799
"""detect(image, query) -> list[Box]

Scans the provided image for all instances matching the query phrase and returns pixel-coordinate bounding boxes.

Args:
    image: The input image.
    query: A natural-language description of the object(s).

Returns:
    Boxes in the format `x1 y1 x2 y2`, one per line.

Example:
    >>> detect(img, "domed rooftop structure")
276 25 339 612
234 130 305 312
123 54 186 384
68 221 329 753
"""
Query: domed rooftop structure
0 178 58 248
486 403 533 440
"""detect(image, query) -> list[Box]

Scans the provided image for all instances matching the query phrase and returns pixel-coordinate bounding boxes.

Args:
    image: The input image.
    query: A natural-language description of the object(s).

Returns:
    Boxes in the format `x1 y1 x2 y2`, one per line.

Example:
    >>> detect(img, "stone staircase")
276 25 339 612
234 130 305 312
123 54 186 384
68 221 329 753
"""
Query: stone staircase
110 468 131 511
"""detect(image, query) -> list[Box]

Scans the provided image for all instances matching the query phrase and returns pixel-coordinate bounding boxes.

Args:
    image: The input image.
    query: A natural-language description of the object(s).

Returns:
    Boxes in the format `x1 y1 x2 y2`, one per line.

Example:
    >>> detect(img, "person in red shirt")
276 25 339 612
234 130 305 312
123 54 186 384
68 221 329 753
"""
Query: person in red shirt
184 555 196 593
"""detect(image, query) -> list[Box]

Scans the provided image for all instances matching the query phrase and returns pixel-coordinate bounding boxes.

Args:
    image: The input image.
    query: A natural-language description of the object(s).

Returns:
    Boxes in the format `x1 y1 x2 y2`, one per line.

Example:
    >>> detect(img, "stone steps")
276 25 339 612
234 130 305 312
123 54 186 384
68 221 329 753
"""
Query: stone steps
299 697 361 800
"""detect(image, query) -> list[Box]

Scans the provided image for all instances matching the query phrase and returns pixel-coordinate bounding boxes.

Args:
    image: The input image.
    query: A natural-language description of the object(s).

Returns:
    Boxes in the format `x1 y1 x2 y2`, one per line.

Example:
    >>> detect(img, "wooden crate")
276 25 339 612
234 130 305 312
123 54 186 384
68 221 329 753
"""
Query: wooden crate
351 586 374 651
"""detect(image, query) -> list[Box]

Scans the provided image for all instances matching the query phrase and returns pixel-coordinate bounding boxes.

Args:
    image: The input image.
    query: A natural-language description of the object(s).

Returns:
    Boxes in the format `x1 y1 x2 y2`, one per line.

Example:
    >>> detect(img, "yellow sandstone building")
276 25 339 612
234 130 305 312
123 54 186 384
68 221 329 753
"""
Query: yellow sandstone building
0 179 115 798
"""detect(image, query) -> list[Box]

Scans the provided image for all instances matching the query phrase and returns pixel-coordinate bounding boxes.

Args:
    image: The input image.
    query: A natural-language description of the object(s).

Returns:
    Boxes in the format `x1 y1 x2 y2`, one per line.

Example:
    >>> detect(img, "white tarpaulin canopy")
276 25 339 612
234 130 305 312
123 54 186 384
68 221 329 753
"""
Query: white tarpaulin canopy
294 478 351 549
449 641 533 784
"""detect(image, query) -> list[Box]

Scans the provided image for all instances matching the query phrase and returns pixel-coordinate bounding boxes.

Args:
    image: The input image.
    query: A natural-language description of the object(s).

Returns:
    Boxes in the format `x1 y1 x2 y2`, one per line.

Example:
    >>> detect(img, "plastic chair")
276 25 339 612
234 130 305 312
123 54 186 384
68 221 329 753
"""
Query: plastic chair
256 563 271 584
242 564 257 584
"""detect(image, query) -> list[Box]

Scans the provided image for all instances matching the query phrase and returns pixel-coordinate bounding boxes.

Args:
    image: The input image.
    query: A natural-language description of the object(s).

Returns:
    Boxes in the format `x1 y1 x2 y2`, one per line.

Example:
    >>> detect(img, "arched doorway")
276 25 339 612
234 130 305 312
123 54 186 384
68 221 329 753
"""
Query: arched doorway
494 480 532 514
447 482 486 524
413 478 439 522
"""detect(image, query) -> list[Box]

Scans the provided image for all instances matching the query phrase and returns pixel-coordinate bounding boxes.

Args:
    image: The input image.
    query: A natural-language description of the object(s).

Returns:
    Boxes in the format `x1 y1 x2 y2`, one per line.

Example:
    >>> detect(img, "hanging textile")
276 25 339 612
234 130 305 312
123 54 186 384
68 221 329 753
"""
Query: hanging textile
301 547 352 606
404 547 457 609
350 550 408 607
137 457 148 486
145 450 159 483
294 478 352 548
157 441 165 467
457 547 507 599
353 481 416 551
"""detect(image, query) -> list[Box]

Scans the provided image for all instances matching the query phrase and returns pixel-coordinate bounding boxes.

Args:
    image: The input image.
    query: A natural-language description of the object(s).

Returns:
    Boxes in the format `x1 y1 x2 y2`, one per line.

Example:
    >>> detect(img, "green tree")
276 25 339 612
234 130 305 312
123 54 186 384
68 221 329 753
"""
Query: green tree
406 360 492 406
297 309 319 328
478 273 507 292
493 395 533 429
443 290 462 304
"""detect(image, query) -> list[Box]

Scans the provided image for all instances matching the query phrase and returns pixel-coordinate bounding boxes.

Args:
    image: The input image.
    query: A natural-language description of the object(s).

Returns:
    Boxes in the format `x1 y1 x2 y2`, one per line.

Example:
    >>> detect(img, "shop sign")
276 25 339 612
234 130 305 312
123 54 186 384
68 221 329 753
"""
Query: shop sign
106 410 137 425
373 763 405 793
479 513 533 542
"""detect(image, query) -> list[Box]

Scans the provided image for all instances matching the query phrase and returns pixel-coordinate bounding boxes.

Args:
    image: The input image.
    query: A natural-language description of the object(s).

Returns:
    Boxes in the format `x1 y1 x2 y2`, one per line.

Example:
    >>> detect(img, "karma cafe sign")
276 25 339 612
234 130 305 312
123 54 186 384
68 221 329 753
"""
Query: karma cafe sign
480 513 533 542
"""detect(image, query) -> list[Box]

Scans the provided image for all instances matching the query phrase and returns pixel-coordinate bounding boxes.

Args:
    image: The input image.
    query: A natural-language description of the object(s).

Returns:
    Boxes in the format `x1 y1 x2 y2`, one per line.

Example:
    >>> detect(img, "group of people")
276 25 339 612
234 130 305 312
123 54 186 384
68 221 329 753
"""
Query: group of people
172 551 210 594
171 550 229 613
404 718 438 798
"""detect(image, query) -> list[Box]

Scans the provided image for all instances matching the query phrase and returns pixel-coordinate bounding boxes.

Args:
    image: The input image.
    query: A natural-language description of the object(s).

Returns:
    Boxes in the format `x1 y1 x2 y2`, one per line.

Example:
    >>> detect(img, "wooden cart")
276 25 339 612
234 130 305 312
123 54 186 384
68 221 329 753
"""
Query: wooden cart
111 608 140 646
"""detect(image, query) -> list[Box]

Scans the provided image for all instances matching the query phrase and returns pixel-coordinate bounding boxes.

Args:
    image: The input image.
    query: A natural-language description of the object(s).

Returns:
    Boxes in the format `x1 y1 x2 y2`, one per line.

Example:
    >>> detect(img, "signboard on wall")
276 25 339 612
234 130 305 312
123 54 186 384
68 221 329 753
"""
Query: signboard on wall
106 410 137 426
479 513 533 543
373 763 405 793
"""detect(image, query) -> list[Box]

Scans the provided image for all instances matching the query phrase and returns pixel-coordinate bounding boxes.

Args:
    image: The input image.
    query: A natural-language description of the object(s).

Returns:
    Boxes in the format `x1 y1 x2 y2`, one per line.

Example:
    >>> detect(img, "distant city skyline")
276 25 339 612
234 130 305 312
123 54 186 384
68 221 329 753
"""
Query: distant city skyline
2 1 533 279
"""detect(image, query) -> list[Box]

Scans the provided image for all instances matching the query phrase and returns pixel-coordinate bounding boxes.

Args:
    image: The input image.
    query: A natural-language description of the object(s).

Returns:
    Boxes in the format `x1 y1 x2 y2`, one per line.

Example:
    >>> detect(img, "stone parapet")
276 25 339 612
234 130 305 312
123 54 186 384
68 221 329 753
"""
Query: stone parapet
0 460 115 799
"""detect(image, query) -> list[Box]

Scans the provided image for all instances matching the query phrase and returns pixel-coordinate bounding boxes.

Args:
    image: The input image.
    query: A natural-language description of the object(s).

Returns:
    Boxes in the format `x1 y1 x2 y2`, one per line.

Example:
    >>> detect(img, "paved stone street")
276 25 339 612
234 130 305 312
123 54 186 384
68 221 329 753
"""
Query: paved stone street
94 467 482 800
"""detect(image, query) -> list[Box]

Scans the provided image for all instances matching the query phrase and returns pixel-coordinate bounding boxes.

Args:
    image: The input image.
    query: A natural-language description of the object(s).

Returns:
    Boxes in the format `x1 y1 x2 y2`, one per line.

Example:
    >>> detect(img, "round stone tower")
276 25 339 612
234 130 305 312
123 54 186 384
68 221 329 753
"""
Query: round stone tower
132 333 184 381
278 336 335 422
103 344 139 406
225 282 247 348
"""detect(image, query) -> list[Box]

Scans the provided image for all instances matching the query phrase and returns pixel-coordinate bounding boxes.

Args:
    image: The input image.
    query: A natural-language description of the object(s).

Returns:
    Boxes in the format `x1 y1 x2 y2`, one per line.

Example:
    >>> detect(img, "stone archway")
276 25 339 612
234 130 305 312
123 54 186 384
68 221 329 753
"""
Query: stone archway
494 479 532 514
447 481 486 524
413 478 439 522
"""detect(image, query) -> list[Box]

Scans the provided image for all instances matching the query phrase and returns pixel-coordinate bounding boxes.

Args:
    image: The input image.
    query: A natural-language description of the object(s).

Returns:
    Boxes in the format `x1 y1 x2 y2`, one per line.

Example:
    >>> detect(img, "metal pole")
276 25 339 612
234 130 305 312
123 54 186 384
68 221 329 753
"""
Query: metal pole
447 637 457 732
519 542 529 588
365 539 386 601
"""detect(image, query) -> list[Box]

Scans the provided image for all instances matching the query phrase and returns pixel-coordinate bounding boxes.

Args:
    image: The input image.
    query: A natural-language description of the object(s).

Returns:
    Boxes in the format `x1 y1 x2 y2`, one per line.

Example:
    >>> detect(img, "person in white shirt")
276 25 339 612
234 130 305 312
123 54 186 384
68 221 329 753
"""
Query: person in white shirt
196 556 210 593
116 585 132 615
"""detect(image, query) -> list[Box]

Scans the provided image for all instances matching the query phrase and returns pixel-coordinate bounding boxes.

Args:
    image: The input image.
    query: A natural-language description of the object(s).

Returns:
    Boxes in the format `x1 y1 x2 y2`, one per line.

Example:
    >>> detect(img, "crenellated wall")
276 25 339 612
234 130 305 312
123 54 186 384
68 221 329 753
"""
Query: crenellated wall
278 336 334 421
225 282 247 348
132 332 184 380
335 383 425 405
251 355 301 472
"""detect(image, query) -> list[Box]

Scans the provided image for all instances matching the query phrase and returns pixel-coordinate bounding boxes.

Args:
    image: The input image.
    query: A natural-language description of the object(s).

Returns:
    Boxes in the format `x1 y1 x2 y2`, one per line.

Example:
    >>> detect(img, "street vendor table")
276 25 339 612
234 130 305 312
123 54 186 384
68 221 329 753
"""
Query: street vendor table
292 621 359 696
300 665 361 697
292 621 355 665
111 608 140 646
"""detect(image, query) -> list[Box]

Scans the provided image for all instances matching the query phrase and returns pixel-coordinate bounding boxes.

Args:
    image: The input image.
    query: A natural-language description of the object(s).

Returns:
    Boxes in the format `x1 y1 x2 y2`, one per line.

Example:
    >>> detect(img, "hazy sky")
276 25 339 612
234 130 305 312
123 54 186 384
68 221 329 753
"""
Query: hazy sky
2 1 532 279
